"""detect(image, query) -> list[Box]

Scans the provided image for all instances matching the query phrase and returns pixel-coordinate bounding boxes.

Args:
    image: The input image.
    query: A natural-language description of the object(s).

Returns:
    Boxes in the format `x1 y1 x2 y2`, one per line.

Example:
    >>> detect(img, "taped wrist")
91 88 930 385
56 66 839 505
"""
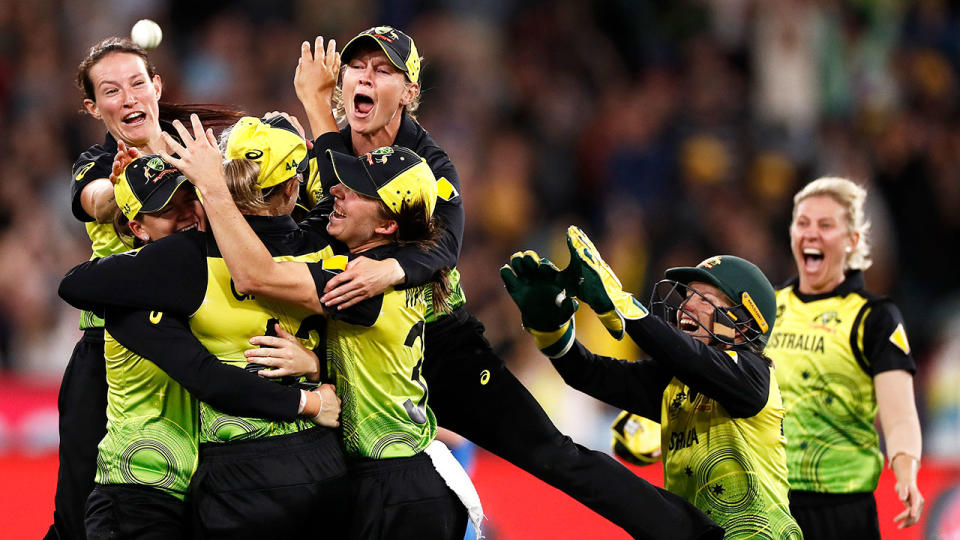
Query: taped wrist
528 319 576 358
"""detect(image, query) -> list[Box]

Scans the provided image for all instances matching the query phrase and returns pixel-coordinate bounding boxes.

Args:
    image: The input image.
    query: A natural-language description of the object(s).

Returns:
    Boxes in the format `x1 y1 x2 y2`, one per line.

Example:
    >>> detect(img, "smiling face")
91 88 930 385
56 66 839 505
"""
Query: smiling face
790 194 857 294
326 183 396 252
341 47 418 136
677 282 734 345
128 185 206 243
83 52 163 149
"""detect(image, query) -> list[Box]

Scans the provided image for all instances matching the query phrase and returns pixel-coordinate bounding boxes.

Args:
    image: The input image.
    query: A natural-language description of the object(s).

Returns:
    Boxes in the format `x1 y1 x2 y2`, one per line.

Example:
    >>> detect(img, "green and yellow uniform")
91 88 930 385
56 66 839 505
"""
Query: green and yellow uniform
96 330 198 499
549 315 801 539
767 271 916 493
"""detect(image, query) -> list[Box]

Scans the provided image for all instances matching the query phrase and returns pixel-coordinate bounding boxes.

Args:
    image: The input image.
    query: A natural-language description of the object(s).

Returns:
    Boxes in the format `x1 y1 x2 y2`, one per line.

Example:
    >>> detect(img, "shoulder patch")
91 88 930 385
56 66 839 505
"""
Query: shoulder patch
724 350 739 364
889 322 911 355
74 162 96 181
436 177 459 201
321 255 348 272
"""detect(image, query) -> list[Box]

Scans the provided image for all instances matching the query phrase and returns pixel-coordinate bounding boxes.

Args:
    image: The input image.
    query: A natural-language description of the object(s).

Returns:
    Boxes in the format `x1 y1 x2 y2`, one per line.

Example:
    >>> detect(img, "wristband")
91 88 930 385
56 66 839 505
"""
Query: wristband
298 389 307 415
528 319 576 358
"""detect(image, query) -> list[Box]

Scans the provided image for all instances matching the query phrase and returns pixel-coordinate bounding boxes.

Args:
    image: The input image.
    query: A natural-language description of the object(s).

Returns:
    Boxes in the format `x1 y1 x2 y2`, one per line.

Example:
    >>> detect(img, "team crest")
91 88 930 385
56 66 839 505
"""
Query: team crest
146 157 165 172
810 311 841 332
699 256 723 269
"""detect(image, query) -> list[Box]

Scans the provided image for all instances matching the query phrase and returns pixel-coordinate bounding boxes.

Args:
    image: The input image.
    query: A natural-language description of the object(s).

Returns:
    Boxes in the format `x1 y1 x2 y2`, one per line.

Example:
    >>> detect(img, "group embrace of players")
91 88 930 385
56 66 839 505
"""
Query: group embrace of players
48 23 924 540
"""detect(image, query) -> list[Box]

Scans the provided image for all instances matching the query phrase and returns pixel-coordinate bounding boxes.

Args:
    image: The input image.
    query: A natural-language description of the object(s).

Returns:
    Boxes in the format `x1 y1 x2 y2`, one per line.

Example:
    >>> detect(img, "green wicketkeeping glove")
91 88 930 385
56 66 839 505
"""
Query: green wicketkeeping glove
611 411 662 466
565 225 648 340
500 250 579 358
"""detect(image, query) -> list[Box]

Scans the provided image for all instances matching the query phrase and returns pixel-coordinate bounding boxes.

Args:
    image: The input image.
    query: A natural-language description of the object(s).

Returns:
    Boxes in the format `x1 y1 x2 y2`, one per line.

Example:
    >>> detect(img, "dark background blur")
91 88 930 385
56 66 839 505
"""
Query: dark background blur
1 0 959 459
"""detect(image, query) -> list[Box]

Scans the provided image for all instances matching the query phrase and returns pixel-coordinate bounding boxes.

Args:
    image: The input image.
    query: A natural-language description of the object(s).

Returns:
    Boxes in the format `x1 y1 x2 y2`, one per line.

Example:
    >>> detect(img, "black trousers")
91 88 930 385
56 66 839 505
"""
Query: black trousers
46 330 108 540
790 490 881 540
85 484 187 540
348 452 467 540
190 426 351 539
422 310 723 540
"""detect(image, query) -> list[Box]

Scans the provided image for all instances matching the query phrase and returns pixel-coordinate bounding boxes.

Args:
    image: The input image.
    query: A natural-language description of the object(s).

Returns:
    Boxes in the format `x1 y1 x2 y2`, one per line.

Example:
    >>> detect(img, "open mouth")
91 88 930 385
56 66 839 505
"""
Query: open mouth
331 205 346 220
802 248 824 273
678 316 700 333
177 222 199 233
123 111 146 125
353 94 374 117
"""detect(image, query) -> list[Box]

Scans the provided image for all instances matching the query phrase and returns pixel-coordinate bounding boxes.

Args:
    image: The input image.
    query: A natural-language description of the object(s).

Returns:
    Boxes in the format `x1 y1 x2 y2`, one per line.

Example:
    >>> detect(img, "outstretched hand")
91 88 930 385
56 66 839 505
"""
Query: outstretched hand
158 114 226 193
110 140 141 185
294 36 340 111
500 250 578 332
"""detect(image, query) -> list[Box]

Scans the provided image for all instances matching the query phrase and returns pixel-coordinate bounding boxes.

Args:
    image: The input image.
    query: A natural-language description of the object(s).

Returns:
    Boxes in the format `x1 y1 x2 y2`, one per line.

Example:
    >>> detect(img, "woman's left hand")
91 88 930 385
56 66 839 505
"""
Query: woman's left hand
110 141 141 185
159 114 226 193
245 323 320 381
892 453 924 528
321 257 405 309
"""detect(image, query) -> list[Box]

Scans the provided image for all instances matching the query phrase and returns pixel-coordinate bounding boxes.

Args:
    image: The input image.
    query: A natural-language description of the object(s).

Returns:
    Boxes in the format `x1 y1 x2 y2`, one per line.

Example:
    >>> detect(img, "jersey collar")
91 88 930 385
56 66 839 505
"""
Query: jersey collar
244 214 299 235
785 269 865 303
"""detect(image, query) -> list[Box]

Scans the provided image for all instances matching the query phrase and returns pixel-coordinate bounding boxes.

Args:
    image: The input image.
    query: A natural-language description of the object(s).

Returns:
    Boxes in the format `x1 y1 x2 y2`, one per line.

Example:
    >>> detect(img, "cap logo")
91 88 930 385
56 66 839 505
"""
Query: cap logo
151 168 180 184
741 291 769 334
245 150 264 160
372 26 399 41
371 147 395 156
700 256 723 269
146 157 164 172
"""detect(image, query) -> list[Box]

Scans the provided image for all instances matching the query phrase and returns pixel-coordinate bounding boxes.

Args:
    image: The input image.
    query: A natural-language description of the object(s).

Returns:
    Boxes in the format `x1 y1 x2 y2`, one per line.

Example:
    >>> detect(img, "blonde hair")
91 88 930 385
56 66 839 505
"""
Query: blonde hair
331 59 422 126
792 177 872 271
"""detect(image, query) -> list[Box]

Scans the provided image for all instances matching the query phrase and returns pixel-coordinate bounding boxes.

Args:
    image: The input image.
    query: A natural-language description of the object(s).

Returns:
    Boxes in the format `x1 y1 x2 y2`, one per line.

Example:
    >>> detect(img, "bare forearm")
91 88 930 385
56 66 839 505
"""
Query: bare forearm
302 95 338 139
876 370 923 460
82 179 119 223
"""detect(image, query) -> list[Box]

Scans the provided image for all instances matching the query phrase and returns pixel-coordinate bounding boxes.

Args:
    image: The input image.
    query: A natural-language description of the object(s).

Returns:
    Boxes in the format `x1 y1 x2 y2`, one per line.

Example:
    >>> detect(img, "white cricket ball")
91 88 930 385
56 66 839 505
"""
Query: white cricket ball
131 19 162 50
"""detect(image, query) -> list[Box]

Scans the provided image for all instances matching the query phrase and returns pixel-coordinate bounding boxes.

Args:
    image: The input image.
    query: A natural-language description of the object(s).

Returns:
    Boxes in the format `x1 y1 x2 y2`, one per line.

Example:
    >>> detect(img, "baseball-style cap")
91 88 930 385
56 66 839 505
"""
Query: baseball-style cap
665 255 777 341
327 145 437 218
224 116 308 189
115 155 190 220
341 26 421 84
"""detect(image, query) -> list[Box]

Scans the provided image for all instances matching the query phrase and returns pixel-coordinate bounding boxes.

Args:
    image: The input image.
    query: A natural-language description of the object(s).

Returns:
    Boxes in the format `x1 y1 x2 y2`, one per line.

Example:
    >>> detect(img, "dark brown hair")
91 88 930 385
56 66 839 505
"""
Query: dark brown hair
77 37 245 129
375 198 451 314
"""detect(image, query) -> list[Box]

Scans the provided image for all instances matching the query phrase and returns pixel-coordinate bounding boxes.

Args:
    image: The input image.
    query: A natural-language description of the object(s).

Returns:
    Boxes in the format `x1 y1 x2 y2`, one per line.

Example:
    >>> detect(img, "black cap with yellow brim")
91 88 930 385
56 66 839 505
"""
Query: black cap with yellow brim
341 26 421 84
327 145 437 218
115 155 190 220
664 255 777 341
224 116 308 190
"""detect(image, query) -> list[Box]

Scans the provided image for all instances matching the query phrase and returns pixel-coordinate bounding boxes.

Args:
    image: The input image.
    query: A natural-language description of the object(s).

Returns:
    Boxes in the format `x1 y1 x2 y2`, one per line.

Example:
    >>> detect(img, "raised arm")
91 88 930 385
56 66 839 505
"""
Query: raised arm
159 115 324 312
294 36 340 140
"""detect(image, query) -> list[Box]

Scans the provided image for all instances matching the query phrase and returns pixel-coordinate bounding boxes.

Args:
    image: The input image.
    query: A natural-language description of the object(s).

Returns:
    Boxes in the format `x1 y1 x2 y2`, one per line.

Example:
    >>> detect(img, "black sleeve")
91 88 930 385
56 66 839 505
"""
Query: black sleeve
860 299 917 376
392 150 464 288
70 145 114 222
306 261 383 327
550 340 671 421
105 307 300 421
624 316 771 418
59 231 207 314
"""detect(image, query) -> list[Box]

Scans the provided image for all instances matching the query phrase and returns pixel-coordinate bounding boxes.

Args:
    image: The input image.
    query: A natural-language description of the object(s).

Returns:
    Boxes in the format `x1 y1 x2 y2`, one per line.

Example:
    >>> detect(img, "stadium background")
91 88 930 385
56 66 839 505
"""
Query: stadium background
1 0 960 537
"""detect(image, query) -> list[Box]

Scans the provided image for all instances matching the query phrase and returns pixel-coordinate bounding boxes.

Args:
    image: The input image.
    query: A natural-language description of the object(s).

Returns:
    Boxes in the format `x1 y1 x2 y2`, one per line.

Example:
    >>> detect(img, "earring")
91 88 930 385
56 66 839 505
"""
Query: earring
844 246 852 253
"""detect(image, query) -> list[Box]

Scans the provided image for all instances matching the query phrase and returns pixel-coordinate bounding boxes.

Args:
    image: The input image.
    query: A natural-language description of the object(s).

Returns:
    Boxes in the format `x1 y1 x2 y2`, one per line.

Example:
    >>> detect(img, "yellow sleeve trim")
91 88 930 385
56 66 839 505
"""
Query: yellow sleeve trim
436 177 459 201
321 255 348 272
889 323 911 355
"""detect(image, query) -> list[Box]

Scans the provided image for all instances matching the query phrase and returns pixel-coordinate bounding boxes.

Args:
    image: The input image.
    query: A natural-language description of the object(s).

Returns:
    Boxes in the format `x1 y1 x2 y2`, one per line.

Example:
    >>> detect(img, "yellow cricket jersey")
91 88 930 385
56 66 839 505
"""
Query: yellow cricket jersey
767 271 916 493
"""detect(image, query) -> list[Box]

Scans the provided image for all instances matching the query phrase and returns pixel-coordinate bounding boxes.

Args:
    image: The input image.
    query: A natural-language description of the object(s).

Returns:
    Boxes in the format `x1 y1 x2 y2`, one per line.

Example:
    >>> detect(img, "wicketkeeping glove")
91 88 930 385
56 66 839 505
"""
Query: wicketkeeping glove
611 411 662 466
565 225 648 340
500 250 579 358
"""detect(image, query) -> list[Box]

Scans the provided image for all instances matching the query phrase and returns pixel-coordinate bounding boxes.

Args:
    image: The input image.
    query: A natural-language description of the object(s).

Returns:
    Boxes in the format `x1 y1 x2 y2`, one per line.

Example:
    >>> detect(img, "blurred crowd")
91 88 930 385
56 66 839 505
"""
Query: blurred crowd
2 0 959 457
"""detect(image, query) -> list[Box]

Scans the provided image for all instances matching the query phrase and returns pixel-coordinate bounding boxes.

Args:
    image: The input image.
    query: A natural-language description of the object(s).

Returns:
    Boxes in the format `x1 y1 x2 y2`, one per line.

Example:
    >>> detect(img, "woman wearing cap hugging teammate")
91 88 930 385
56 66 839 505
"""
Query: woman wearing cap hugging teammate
500 226 801 539
60 115 355 539
240 27 721 539
61 156 340 539
765 177 923 538
50 36 244 540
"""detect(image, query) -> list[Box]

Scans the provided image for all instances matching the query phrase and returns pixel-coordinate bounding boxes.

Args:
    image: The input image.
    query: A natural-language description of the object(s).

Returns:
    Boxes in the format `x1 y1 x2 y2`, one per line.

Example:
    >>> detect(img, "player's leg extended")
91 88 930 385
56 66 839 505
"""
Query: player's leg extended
423 311 722 540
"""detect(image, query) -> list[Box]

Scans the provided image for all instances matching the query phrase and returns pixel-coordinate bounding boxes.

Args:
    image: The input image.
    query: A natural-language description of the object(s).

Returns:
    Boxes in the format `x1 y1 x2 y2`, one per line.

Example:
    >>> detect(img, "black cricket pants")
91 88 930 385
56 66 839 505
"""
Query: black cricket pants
46 329 108 540
790 490 881 540
422 309 723 540
85 484 187 540
190 426 351 539
348 452 467 540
